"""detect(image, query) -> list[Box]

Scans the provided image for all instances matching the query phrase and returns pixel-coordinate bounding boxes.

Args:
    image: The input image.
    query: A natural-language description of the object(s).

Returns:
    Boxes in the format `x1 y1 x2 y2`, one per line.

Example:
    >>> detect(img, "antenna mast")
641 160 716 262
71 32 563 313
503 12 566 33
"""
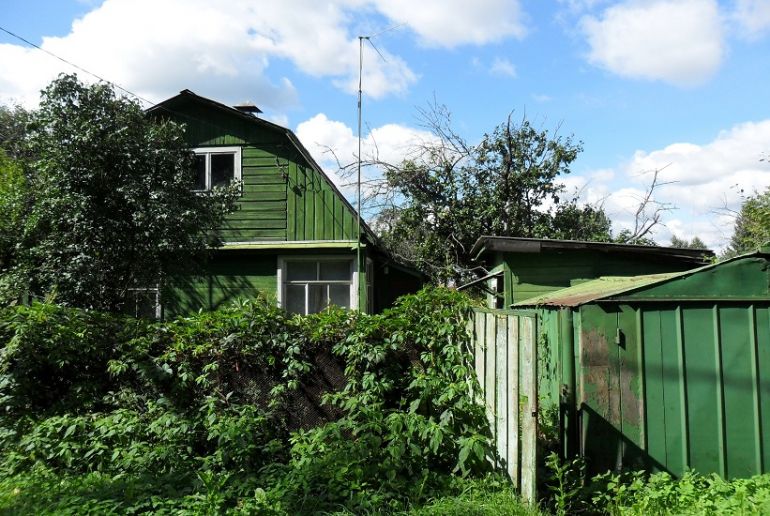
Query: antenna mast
356 35 365 311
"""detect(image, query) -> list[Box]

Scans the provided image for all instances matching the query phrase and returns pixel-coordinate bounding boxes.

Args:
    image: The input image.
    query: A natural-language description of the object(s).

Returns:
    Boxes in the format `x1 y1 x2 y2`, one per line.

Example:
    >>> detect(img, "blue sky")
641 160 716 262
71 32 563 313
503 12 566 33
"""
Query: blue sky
2 0 770 250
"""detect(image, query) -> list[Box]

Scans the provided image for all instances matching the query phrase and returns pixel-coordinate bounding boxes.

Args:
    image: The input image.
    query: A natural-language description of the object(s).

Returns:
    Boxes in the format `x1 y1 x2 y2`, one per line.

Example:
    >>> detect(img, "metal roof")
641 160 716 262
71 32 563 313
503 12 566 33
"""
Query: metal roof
513 249 770 307
512 273 679 307
471 236 713 264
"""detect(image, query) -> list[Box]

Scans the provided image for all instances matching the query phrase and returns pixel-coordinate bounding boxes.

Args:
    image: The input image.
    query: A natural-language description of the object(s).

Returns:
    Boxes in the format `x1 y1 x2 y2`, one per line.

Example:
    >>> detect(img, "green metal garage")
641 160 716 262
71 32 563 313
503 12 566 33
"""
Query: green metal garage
515 247 770 478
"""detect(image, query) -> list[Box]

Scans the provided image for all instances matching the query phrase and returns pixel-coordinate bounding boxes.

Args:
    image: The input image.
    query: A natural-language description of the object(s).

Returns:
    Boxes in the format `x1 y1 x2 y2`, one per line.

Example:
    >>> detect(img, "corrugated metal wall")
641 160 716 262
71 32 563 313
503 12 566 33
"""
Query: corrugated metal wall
578 302 770 478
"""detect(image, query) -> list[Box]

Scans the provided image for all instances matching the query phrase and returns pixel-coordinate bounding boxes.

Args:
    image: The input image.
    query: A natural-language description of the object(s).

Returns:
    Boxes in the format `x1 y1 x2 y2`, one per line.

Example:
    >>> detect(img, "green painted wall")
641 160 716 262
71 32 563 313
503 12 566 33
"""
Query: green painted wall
573 301 770 478
159 99 361 244
494 251 703 305
164 253 277 317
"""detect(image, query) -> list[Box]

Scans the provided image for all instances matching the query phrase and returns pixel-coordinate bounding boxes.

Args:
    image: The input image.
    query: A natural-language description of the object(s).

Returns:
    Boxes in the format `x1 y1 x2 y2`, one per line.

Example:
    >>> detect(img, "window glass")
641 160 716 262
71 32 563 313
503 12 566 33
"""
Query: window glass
210 153 234 187
282 259 354 314
285 284 306 314
195 155 207 190
307 284 326 314
287 261 317 281
320 261 349 281
329 284 350 308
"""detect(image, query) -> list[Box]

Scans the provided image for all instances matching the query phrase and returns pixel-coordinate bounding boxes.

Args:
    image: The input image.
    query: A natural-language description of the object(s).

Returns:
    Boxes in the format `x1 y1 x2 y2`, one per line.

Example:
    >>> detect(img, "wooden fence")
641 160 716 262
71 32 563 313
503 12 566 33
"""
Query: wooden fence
469 309 538 503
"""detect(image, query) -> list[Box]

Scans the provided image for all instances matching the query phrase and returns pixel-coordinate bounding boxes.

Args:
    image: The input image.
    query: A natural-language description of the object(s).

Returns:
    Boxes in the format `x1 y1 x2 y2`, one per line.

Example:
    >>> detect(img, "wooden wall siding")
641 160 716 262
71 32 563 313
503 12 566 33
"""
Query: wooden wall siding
286 161 358 241
164 254 277 316
220 147 287 242
167 102 361 243
471 309 538 504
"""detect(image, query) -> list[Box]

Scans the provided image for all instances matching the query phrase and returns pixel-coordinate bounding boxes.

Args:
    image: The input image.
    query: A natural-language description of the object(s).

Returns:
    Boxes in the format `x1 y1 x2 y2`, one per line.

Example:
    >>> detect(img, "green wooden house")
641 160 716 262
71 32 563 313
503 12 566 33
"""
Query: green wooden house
514 248 770 478
145 90 422 317
461 236 713 308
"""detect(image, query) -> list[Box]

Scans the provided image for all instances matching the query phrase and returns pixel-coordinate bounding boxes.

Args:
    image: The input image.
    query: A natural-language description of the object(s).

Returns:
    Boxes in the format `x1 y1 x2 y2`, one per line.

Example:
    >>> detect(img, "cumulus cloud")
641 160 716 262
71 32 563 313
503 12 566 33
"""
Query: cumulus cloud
732 0 770 38
572 119 770 250
295 113 436 189
580 0 724 87
372 0 526 47
0 0 530 108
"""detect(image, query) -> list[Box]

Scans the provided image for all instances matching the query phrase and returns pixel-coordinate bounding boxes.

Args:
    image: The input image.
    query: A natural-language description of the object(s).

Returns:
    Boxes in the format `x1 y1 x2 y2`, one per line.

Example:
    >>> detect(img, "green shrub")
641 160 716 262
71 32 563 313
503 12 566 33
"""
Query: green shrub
0 287 500 514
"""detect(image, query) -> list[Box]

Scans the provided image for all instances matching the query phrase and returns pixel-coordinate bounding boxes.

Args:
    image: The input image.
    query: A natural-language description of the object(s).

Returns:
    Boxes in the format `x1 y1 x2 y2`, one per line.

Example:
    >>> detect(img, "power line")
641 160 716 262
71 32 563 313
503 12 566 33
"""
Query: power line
0 25 253 141
0 25 155 106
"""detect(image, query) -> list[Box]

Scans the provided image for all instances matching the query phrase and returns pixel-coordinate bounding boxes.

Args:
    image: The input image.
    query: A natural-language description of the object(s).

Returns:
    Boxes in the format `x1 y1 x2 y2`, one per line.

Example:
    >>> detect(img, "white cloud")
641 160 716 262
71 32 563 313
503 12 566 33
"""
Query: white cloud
372 0 526 47
580 0 724 87
0 0 415 108
573 119 770 250
732 0 770 38
490 57 517 78
0 0 533 108
295 113 435 190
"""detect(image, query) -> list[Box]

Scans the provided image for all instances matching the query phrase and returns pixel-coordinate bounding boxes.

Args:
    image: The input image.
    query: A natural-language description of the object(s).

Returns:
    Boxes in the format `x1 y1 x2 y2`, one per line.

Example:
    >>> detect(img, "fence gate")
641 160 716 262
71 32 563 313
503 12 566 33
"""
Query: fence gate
470 309 538 504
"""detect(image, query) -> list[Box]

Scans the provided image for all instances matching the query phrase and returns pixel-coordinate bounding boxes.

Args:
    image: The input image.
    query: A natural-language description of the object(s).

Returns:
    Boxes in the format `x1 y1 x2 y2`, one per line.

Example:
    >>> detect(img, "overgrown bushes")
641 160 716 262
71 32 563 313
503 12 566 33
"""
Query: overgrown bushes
0 287 496 513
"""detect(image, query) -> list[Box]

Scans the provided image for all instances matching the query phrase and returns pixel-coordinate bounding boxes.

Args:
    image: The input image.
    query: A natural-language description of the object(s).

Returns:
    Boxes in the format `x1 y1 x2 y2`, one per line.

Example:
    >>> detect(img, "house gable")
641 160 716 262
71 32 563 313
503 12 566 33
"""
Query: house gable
148 91 363 244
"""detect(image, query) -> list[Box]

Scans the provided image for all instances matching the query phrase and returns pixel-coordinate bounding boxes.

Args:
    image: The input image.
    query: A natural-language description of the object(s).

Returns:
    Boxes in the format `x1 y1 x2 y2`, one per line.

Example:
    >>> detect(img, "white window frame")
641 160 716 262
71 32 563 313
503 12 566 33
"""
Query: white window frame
277 256 358 314
126 286 161 319
193 146 242 191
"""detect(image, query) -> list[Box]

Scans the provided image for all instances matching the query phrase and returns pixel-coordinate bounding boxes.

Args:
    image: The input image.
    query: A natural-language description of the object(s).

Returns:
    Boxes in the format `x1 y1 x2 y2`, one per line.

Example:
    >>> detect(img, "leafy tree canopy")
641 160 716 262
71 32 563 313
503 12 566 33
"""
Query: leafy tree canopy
375 107 611 283
728 187 770 256
1 74 237 311
670 235 708 250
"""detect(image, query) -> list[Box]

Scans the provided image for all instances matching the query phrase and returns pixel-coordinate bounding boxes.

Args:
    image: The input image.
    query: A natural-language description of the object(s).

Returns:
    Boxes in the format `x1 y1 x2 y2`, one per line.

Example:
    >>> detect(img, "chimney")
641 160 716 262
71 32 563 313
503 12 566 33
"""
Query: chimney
233 102 262 117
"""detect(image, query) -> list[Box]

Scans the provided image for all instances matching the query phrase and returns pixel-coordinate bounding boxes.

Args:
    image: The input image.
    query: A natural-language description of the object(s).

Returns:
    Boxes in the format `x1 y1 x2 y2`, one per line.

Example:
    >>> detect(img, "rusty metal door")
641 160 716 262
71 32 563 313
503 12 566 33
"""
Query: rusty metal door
470 309 538 503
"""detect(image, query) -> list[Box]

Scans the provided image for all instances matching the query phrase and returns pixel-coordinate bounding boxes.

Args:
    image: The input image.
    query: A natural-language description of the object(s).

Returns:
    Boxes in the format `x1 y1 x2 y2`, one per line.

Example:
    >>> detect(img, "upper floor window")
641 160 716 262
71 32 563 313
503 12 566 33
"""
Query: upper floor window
194 146 241 191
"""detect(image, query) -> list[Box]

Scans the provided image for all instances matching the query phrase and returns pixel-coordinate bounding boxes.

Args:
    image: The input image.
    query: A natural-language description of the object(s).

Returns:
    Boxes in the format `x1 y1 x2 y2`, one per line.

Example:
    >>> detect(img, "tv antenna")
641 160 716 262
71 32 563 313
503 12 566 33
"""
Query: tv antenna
356 24 402 311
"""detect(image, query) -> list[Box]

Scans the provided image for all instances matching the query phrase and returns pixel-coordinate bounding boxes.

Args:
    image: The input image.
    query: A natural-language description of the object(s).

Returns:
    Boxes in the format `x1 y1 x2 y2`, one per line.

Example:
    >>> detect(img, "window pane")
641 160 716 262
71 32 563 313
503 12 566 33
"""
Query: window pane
210 153 235 188
287 261 317 281
195 155 206 190
307 284 326 314
319 261 350 281
329 284 350 309
285 284 306 314
135 290 159 319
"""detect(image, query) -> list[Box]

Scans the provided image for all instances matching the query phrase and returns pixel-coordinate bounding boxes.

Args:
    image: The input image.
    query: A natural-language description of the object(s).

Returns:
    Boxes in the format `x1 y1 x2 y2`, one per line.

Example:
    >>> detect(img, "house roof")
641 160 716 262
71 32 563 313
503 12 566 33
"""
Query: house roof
514 248 770 307
146 89 378 245
471 236 713 264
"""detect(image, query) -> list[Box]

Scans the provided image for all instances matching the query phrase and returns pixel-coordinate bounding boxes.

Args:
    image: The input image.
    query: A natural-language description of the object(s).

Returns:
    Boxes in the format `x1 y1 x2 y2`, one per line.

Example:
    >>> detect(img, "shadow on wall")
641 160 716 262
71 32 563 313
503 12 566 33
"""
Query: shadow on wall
580 404 668 476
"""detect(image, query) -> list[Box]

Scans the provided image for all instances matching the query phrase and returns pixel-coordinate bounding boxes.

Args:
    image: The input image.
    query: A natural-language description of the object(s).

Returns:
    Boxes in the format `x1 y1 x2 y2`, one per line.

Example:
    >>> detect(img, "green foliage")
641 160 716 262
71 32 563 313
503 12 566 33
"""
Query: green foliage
7 74 238 311
0 288 498 514
670 235 708 250
377 106 608 283
589 470 770 515
0 104 31 161
544 453 770 515
544 452 587 516
729 187 770 256
0 150 28 302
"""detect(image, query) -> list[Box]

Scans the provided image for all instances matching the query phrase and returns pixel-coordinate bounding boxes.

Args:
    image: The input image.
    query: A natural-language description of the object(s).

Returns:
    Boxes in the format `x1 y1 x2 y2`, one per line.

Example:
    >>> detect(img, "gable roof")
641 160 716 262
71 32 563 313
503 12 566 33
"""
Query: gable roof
514 249 770 307
147 89 378 245
471 236 713 264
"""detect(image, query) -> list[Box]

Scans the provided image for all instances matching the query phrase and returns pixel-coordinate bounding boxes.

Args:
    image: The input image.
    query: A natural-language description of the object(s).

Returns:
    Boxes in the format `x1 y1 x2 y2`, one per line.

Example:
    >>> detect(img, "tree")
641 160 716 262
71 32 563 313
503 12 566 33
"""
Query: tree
373 106 609 283
728 187 770 255
6 74 237 311
0 104 31 161
670 235 708 249
0 150 27 300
